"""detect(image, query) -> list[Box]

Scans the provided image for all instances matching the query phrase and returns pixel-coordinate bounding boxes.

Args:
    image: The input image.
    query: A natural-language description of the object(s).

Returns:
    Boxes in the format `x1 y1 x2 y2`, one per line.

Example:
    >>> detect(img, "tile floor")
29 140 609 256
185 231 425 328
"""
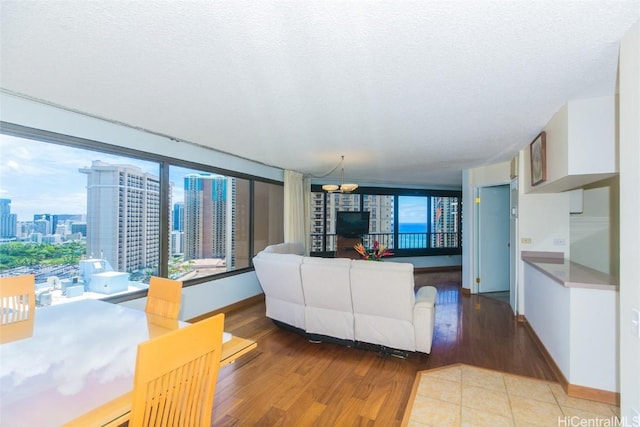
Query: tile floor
404 364 620 426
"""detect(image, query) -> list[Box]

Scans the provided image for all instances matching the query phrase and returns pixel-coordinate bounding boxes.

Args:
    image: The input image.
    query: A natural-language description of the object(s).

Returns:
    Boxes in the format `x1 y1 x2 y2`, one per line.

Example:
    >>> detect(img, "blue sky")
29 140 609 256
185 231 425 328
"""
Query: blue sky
0 135 208 221
398 196 428 224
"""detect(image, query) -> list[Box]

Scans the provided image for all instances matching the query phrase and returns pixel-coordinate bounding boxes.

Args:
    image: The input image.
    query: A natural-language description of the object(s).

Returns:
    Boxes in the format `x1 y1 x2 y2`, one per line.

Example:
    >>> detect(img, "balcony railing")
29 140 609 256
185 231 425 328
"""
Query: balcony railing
309 232 460 255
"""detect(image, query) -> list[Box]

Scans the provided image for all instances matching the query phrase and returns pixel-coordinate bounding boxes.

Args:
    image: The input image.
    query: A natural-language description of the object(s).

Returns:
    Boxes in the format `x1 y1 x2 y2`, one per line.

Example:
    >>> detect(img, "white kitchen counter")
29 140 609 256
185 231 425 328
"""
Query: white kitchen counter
521 251 619 398
521 251 618 290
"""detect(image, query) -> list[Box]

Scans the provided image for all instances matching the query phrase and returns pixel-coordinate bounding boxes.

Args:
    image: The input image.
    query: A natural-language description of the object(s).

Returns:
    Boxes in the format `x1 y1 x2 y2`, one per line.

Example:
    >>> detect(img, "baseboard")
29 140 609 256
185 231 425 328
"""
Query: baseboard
521 316 619 406
566 384 620 406
186 293 265 323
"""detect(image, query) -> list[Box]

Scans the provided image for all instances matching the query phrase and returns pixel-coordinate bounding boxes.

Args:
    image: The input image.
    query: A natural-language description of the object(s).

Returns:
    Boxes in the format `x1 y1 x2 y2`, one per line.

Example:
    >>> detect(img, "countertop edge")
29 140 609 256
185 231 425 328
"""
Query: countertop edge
522 251 618 291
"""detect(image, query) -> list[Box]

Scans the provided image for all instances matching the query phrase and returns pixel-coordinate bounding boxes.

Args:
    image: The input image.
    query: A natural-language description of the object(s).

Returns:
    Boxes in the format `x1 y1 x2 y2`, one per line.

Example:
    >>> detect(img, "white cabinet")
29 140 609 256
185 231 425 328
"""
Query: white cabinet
525 96 617 193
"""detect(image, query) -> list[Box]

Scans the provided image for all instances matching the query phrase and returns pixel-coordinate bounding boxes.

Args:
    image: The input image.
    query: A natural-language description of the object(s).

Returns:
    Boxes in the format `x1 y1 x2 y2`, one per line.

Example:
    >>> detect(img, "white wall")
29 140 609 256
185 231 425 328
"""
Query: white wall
120 272 263 321
0 92 282 320
517 135 571 314
618 20 640 423
388 255 461 268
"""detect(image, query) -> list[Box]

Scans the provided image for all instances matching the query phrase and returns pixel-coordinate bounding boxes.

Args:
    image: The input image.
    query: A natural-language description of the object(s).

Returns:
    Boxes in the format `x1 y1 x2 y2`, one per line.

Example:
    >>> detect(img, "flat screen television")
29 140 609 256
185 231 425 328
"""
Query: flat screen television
336 211 370 237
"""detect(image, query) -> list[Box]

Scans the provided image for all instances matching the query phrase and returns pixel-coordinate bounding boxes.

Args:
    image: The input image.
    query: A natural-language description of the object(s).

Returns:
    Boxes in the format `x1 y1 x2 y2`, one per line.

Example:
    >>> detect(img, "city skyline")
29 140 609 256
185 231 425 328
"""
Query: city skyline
0 135 224 222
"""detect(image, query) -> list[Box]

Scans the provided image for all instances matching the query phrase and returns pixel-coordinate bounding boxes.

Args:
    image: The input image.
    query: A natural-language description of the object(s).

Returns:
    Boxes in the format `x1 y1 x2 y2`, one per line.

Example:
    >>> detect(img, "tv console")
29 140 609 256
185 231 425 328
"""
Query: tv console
336 235 362 259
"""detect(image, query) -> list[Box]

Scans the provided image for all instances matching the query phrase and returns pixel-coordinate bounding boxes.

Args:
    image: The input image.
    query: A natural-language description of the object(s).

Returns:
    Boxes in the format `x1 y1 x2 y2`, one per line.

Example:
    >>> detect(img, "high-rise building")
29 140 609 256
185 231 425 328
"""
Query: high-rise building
71 222 87 237
0 198 17 238
170 230 184 256
173 202 184 231
33 216 51 236
363 195 394 234
309 192 395 252
183 174 230 261
430 196 459 248
80 160 160 273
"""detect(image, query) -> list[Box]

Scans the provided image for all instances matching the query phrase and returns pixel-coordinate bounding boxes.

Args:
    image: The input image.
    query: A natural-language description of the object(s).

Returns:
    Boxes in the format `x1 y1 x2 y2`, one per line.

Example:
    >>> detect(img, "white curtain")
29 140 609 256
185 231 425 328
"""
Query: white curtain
284 170 310 253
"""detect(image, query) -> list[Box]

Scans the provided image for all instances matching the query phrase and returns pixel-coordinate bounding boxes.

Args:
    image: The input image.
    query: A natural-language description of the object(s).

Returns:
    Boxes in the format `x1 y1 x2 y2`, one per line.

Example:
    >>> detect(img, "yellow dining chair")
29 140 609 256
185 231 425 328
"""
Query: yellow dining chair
144 276 182 320
128 314 225 427
0 275 36 343
145 312 180 339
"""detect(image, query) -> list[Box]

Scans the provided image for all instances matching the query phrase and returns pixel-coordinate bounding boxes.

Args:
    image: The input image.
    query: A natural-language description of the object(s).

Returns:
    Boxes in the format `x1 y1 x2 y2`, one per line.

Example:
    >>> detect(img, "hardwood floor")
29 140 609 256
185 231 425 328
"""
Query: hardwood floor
211 276 556 426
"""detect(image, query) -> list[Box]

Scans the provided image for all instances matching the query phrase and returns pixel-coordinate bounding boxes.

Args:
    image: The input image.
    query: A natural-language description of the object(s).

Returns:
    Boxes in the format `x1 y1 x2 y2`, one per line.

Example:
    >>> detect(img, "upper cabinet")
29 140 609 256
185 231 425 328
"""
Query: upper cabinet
524 95 617 193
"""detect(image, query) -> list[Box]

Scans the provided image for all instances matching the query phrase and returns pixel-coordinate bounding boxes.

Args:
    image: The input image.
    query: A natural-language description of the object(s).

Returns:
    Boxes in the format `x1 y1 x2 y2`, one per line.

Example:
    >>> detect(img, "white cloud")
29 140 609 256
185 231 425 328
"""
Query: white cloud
5 159 20 171
0 134 158 220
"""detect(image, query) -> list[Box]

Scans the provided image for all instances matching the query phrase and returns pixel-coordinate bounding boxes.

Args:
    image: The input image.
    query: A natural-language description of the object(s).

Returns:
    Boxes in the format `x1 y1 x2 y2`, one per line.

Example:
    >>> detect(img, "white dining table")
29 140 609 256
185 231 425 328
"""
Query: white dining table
0 299 251 427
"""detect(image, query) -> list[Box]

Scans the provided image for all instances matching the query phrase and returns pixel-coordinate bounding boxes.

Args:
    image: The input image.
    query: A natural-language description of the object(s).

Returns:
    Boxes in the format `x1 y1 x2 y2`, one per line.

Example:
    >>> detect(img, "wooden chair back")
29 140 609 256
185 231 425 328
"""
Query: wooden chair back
0 275 36 344
128 314 225 427
144 276 182 320
1 275 36 324
145 312 180 339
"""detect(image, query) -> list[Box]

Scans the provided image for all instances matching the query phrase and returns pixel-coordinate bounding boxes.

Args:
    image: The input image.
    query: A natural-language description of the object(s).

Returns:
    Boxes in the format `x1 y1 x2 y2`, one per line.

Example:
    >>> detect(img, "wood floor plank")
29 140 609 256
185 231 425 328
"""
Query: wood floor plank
211 276 557 426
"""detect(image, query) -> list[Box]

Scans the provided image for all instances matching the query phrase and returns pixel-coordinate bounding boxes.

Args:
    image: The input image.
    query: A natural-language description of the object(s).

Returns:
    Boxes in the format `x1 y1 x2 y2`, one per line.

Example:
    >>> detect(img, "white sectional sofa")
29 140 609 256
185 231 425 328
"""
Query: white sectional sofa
253 242 437 354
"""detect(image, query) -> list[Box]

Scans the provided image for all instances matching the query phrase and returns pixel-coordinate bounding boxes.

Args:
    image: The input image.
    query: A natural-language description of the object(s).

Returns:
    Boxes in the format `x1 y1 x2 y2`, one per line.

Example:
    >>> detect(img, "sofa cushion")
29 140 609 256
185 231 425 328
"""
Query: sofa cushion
262 242 305 255
414 285 437 353
301 257 354 340
350 259 416 351
350 260 416 320
253 252 305 329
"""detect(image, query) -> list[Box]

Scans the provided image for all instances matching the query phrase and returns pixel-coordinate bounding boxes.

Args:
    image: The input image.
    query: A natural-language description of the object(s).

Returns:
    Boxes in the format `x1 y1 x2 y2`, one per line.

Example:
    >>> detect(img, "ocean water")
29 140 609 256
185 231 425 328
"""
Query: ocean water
398 223 427 248
398 223 427 233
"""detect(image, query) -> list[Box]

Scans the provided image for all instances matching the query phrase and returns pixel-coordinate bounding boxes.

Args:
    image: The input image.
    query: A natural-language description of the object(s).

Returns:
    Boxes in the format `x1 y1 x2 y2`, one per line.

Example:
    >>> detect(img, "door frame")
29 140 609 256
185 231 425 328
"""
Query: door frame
471 181 516 310
476 183 511 293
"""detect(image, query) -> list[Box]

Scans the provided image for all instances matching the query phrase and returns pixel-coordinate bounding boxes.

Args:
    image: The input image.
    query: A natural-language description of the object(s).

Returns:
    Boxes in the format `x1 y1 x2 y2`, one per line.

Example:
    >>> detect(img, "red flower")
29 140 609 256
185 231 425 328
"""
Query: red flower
353 241 394 260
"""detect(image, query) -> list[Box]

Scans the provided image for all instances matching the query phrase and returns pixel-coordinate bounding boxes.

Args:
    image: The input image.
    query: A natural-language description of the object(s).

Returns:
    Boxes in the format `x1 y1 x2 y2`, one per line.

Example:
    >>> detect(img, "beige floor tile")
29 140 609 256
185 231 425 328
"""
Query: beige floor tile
503 375 556 404
423 365 463 383
409 396 461 426
406 365 621 427
509 394 564 426
461 406 514 427
462 385 511 416
406 418 431 427
417 375 462 405
461 365 507 393
559 405 620 424
610 405 621 419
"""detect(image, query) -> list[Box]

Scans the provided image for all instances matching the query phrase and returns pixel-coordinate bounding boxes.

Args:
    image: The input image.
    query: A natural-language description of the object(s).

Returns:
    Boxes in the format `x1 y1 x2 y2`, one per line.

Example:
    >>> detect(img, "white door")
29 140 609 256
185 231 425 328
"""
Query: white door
478 185 510 293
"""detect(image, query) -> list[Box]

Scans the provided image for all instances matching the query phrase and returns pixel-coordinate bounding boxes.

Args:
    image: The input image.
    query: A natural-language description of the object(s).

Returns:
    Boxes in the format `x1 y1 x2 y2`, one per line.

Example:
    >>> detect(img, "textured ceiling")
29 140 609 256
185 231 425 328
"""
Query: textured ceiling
1 1 638 187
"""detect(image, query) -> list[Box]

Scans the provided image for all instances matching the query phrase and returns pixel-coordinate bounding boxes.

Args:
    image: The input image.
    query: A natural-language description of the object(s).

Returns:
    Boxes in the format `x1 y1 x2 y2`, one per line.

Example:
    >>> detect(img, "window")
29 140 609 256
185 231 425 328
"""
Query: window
310 187 461 257
0 134 159 304
363 194 395 250
168 166 252 281
0 124 283 306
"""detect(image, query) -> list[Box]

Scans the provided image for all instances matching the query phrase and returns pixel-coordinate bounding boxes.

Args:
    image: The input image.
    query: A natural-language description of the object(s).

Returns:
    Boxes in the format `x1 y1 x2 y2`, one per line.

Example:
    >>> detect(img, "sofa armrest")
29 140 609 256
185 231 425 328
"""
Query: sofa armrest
413 286 437 353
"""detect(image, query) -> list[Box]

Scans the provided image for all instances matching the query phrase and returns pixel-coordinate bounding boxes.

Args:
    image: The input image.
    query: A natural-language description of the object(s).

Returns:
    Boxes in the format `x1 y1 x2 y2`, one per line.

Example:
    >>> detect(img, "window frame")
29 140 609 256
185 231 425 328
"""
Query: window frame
0 121 283 303
310 184 462 258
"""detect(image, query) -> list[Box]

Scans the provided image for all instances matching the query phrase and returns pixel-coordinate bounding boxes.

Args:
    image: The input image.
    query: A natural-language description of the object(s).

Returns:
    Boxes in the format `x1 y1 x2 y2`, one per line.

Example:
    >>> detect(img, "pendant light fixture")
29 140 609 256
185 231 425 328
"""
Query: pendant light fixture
322 156 358 193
